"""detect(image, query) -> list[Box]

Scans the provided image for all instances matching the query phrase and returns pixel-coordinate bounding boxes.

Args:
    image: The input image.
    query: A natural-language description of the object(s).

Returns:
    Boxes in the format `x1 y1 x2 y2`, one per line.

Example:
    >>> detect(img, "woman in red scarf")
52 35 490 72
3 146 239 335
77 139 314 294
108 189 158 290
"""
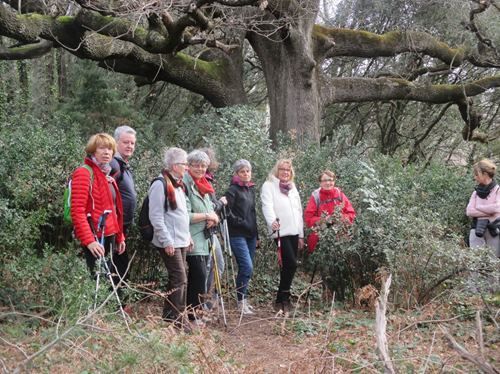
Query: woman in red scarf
304 170 356 254
70 133 126 291
183 150 219 324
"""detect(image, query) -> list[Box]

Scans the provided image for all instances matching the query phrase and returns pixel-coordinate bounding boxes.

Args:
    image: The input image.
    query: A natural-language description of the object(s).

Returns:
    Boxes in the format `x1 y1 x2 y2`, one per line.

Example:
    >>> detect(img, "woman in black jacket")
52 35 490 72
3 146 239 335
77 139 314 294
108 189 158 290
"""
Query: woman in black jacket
224 159 259 315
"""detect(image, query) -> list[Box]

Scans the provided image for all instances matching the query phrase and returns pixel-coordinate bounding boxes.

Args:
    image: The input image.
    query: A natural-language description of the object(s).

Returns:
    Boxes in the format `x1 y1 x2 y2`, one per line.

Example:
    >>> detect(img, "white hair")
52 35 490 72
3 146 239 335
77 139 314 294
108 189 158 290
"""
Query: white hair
187 150 210 166
164 147 188 170
114 125 136 141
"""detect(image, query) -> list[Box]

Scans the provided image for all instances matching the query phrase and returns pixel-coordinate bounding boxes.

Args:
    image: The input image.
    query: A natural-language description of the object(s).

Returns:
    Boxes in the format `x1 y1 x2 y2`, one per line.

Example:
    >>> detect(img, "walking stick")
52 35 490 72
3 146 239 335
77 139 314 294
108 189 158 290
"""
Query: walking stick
303 264 317 306
276 218 282 268
222 206 237 295
209 233 227 327
91 210 128 322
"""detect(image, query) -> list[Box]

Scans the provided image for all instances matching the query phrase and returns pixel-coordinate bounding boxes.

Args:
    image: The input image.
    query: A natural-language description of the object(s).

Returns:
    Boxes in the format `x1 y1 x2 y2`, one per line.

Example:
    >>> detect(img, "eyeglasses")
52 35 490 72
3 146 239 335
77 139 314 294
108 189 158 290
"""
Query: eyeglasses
190 163 208 169
176 162 188 166
278 168 292 172
320 178 335 182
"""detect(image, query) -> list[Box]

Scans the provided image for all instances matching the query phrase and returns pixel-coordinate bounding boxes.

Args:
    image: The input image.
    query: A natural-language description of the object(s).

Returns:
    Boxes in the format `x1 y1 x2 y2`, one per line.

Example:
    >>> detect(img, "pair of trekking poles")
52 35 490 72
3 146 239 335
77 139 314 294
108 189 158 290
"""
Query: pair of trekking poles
87 210 128 322
206 205 239 327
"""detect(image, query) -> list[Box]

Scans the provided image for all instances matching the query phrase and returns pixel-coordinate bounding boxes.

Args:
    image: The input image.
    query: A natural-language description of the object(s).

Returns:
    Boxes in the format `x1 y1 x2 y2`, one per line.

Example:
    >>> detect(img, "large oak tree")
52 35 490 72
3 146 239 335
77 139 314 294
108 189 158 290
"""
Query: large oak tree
0 0 499 142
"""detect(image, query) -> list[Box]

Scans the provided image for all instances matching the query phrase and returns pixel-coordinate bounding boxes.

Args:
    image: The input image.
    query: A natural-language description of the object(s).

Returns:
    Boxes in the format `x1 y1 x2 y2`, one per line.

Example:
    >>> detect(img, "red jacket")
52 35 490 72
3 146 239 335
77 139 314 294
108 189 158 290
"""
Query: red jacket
70 158 125 247
304 187 355 253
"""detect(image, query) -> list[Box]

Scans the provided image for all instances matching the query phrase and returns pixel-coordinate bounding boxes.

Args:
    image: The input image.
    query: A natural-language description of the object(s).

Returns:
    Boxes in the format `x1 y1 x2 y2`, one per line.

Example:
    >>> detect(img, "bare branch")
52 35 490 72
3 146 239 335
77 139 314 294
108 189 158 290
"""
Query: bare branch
441 325 499 374
463 0 499 61
320 28 466 65
325 76 500 104
375 274 395 374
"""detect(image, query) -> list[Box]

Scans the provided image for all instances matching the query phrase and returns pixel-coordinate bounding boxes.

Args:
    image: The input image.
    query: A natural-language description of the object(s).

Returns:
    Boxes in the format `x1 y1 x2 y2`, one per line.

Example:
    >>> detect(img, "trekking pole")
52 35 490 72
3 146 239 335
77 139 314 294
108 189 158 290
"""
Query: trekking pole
276 218 282 268
87 213 102 311
96 210 128 322
222 206 237 299
303 264 317 306
92 210 111 310
209 233 227 327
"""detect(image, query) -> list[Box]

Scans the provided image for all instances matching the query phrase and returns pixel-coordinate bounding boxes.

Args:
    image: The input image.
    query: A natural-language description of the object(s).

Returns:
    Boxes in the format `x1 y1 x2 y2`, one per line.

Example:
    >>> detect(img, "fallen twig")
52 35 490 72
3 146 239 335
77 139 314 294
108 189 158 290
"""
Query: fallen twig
375 274 396 374
440 325 499 374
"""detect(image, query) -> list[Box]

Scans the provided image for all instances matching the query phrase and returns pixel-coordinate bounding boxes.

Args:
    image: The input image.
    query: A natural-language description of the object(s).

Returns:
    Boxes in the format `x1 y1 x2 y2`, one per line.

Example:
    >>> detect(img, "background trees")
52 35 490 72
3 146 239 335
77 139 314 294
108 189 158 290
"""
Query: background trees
0 0 498 143
0 2 499 371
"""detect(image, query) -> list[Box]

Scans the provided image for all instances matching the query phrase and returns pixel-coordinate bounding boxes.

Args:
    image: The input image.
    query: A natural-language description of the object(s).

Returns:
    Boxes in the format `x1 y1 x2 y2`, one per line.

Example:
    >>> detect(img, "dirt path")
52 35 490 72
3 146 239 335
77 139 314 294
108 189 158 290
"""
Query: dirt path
204 304 331 372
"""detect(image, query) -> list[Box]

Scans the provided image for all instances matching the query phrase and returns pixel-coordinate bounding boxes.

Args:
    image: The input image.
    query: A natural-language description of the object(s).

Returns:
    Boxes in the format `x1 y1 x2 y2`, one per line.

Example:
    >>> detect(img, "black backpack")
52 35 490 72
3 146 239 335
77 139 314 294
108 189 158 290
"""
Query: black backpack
138 177 168 241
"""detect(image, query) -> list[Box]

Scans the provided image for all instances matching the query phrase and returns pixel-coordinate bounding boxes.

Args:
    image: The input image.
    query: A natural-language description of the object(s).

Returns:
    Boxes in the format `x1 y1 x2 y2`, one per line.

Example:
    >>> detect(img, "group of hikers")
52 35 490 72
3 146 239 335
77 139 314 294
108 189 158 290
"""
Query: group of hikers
69 126 499 331
68 126 357 330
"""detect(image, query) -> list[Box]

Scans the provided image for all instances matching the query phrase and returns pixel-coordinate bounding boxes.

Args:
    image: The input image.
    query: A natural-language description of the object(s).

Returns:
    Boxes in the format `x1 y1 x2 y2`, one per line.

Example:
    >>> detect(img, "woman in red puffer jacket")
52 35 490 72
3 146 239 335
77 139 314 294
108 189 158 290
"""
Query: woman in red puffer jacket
304 170 355 253
71 133 125 279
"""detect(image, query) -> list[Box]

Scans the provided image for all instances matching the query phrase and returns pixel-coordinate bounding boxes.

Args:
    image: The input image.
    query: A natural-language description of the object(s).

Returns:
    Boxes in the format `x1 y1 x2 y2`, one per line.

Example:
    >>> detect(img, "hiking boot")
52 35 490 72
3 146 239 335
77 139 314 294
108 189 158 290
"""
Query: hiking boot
274 300 291 313
274 301 284 312
190 319 206 329
245 301 255 311
238 299 254 315
282 300 291 313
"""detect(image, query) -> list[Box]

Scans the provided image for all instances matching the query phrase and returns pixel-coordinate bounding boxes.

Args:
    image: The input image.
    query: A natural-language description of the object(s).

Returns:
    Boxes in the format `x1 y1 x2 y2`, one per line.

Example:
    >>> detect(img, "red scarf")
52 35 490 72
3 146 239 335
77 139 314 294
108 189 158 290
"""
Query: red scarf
162 171 185 210
190 172 214 197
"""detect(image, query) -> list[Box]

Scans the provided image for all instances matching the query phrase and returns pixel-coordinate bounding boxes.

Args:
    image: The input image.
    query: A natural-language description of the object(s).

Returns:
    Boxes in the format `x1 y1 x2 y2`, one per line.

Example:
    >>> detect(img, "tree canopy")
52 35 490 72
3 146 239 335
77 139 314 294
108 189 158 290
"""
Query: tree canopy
0 0 499 142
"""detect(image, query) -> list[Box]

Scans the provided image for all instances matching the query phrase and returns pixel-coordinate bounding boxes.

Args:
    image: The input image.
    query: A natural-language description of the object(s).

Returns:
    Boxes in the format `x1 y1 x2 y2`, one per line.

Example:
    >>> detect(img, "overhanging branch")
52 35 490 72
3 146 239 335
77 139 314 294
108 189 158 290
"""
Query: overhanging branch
325 76 500 104
0 39 53 59
324 28 465 65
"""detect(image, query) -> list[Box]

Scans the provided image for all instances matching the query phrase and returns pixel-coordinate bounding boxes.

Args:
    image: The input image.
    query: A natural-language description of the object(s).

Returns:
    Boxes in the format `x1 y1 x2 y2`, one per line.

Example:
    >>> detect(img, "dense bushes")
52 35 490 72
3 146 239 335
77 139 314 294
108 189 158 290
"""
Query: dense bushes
304 155 498 305
0 106 497 317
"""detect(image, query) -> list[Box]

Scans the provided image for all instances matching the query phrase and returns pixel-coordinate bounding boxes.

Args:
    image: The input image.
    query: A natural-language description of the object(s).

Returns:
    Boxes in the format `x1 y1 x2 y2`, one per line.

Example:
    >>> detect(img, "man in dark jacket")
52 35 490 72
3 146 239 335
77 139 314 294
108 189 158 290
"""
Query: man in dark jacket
110 125 137 309
110 125 137 235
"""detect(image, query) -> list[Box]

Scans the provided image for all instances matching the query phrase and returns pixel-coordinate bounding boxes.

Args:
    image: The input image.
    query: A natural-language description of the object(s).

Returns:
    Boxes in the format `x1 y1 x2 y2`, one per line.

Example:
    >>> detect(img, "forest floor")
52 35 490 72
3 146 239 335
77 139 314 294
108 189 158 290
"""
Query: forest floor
1 291 499 373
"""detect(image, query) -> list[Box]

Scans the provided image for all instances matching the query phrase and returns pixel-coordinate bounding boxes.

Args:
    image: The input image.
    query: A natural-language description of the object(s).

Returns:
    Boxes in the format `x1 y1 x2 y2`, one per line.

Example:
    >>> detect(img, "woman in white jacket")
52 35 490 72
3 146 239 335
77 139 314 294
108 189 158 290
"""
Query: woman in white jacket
261 159 304 311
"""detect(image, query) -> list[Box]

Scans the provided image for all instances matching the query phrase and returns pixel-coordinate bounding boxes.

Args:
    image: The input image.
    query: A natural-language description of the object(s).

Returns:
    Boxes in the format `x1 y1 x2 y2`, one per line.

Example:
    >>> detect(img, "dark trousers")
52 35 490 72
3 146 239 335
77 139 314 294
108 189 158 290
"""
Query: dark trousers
276 235 299 303
84 235 128 294
158 246 188 320
186 255 209 313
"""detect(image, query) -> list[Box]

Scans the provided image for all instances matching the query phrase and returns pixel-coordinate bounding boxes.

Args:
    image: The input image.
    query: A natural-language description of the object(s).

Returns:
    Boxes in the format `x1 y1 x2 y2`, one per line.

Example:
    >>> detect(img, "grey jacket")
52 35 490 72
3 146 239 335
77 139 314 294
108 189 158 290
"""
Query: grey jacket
149 175 190 249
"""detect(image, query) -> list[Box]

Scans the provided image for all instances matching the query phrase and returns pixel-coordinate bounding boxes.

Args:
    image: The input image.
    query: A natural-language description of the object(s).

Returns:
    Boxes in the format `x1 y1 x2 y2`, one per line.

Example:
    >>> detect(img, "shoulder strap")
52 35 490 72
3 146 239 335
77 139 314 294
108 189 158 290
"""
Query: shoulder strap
314 188 344 215
150 176 168 211
312 188 321 213
82 164 94 182
78 164 95 211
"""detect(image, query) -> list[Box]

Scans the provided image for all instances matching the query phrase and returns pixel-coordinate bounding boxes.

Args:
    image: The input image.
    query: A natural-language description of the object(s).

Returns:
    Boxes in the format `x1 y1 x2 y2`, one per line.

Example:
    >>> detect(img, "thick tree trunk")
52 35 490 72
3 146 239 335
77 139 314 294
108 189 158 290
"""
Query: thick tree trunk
248 7 321 143
250 37 321 143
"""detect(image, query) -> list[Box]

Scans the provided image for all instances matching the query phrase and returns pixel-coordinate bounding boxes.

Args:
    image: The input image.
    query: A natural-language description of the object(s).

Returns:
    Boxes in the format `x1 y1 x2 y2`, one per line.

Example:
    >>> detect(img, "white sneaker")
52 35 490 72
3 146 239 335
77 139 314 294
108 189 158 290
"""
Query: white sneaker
238 300 254 315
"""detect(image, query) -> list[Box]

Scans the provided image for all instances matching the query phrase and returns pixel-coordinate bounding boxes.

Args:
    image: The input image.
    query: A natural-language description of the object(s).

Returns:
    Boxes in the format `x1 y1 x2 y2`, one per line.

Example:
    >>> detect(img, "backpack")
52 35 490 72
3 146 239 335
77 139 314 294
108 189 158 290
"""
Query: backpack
138 177 168 241
312 187 343 215
63 164 94 224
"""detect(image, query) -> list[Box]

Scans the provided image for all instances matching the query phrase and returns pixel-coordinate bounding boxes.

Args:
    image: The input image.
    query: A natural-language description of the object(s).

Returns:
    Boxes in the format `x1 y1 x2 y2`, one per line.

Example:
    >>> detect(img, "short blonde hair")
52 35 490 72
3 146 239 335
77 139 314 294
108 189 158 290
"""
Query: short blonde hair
473 159 496 178
270 159 295 182
85 133 116 155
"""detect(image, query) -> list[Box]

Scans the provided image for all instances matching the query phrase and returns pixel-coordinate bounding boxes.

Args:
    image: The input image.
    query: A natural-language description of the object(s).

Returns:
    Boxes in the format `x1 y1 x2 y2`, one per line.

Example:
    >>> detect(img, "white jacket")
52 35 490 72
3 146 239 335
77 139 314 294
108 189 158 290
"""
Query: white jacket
261 175 304 238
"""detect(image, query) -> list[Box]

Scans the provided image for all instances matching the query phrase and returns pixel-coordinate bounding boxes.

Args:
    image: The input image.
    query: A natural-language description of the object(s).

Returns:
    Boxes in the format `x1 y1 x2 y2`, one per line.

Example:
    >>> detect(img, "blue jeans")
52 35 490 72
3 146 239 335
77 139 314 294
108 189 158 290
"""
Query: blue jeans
230 236 257 301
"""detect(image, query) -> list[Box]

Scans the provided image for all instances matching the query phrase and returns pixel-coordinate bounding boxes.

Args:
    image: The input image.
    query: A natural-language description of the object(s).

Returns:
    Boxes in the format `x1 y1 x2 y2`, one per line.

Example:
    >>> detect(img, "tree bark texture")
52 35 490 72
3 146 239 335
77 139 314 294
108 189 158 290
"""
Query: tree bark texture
0 1 498 142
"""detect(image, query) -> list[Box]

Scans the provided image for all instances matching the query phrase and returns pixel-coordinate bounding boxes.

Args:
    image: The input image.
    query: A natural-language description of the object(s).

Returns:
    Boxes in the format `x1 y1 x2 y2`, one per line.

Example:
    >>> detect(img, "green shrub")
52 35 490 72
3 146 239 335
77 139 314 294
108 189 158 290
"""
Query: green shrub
0 245 94 318
305 154 497 306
